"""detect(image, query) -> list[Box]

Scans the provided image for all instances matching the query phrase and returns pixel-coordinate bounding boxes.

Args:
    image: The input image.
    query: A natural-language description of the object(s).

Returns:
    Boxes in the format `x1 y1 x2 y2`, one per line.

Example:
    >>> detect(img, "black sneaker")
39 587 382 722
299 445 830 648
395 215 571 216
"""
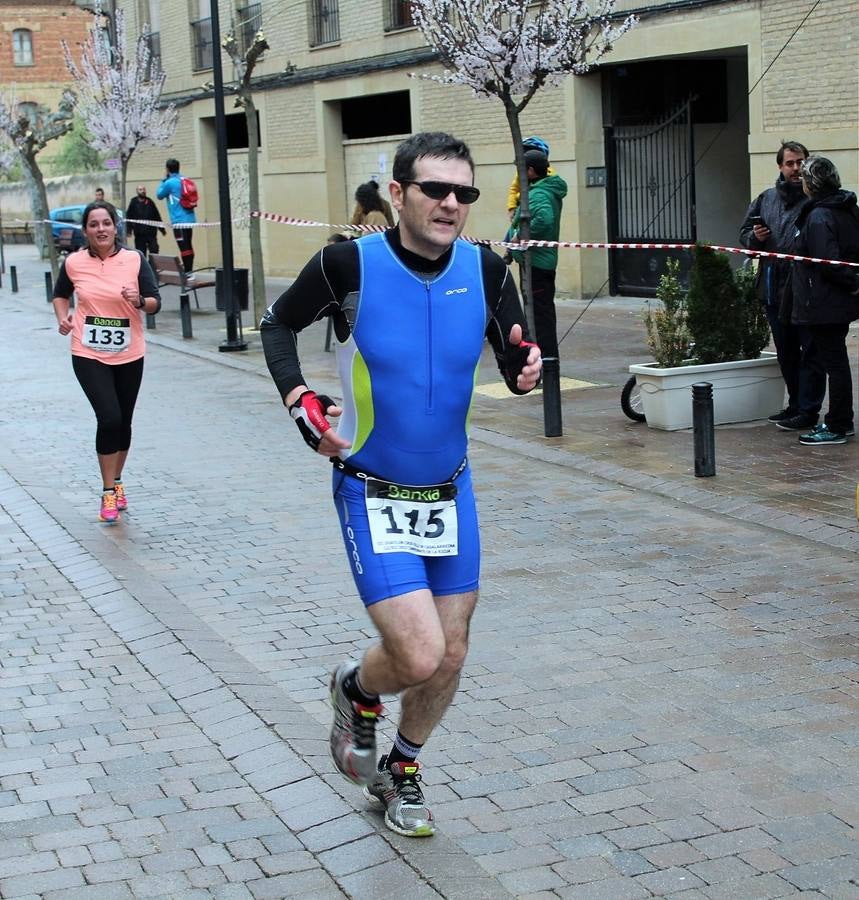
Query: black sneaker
776 414 818 431
768 408 795 423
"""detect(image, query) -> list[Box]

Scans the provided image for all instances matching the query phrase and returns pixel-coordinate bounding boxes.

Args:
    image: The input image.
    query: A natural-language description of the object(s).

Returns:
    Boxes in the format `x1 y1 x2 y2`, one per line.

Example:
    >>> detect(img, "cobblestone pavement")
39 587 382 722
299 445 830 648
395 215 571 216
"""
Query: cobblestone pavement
1 246 857 898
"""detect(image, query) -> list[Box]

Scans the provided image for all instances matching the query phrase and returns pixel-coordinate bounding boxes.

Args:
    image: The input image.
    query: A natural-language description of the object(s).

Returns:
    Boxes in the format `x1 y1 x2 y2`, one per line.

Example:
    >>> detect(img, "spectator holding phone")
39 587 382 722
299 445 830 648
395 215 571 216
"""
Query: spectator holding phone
740 140 825 430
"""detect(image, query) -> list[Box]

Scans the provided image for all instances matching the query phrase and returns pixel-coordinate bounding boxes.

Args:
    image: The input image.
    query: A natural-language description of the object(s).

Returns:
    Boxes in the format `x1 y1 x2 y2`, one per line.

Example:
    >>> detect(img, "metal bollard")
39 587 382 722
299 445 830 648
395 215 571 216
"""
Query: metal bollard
542 357 563 437
45 271 53 303
146 312 156 330
180 292 193 339
10 265 18 292
692 382 716 477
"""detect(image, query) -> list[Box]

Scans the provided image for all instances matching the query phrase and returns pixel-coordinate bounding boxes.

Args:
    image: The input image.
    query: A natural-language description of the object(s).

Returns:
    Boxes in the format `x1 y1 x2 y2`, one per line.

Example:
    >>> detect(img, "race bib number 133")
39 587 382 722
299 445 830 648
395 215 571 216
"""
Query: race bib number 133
365 477 458 556
82 315 131 353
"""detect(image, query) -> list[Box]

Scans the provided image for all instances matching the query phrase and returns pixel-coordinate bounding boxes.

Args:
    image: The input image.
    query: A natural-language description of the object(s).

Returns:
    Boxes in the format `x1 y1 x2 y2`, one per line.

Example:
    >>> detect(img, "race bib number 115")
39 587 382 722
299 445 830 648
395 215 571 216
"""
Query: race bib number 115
365 477 458 556
82 315 131 353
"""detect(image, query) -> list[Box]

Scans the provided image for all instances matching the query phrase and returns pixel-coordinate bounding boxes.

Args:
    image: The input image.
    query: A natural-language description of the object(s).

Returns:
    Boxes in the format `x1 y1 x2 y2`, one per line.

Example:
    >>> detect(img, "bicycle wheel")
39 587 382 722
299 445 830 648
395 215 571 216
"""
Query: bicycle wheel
621 375 646 422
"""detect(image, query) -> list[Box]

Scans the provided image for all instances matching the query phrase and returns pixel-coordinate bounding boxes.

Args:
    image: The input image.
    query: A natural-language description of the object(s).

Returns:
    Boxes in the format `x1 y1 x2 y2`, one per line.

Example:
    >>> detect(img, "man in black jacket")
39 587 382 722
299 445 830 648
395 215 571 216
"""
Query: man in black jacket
740 141 825 430
125 185 167 259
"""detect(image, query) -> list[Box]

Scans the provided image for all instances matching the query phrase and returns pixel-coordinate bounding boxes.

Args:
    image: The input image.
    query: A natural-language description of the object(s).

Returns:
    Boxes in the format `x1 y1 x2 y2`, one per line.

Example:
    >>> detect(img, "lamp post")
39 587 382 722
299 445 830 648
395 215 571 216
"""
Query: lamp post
211 0 246 352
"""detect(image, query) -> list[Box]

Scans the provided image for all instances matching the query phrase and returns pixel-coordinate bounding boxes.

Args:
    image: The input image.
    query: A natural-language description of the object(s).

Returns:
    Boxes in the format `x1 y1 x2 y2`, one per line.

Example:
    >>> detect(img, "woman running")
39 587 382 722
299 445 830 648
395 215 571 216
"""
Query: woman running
52 201 162 522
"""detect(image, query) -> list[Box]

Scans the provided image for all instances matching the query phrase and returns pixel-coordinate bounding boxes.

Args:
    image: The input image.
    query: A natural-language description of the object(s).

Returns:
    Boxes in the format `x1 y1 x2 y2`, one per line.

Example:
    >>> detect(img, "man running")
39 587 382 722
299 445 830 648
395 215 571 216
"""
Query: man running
261 131 542 837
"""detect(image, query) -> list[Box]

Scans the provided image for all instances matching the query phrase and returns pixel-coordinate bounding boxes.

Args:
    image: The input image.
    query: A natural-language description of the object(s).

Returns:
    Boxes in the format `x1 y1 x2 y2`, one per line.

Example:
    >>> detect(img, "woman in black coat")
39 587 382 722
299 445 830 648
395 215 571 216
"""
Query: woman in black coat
791 156 859 445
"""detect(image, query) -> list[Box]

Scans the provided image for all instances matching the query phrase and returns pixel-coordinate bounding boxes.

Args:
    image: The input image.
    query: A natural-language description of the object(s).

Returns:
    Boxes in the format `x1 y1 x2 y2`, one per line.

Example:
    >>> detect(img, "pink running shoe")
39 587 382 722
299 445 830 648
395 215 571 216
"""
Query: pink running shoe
99 490 119 523
114 482 128 511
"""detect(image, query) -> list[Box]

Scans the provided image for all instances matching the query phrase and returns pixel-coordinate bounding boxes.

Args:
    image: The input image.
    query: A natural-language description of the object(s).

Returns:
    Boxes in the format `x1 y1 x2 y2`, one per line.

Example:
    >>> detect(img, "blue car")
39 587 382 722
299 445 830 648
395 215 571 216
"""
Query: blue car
50 204 126 251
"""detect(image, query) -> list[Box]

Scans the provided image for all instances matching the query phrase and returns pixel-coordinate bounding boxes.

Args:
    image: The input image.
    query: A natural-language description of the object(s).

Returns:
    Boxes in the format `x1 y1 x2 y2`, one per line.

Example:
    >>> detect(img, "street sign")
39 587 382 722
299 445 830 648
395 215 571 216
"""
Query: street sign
105 158 120 170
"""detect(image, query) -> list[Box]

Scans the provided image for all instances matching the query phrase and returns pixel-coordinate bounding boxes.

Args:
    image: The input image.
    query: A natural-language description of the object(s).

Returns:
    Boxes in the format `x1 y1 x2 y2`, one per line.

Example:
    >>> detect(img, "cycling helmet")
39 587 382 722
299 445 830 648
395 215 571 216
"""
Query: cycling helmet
523 136 549 156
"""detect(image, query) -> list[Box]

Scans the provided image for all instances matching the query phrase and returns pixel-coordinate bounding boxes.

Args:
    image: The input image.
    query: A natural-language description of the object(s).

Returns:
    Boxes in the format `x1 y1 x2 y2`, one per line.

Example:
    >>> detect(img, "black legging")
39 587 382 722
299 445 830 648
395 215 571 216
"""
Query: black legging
173 227 194 273
72 356 144 455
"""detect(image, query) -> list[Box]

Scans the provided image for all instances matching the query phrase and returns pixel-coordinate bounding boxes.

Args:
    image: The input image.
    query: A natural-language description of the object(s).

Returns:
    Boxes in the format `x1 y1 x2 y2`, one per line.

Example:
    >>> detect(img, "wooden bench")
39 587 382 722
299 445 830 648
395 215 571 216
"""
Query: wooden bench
2 223 33 244
149 254 216 309
56 227 79 253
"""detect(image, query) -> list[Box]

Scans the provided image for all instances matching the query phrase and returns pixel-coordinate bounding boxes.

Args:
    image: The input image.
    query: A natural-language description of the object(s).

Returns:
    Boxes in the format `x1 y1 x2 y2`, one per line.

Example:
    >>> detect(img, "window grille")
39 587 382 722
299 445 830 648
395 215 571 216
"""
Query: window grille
383 0 414 32
236 2 263 53
309 0 339 46
191 17 213 70
143 31 162 80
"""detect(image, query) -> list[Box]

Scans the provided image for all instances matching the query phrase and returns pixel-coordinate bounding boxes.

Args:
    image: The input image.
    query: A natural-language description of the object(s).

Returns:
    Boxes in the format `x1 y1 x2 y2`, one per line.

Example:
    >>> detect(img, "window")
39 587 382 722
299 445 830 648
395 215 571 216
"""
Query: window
143 31 162 80
383 0 414 32
190 0 212 70
191 17 213 69
309 0 339 46
341 91 411 139
236 2 263 54
13 29 34 66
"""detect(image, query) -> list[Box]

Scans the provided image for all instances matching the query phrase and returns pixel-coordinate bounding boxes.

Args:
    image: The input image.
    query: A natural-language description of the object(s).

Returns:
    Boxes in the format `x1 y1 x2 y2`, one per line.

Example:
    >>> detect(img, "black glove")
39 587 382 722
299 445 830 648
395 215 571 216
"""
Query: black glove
504 338 539 379
289 390 335 451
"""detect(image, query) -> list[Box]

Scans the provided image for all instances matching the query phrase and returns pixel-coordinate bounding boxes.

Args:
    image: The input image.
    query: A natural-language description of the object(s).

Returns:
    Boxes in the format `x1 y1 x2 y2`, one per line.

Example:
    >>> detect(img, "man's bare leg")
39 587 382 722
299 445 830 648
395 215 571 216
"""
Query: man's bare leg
358 589 478 837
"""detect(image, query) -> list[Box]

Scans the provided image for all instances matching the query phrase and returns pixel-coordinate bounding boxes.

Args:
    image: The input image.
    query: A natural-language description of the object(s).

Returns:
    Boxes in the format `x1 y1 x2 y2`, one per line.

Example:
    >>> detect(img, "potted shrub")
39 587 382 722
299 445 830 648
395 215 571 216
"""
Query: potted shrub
630 244 783 430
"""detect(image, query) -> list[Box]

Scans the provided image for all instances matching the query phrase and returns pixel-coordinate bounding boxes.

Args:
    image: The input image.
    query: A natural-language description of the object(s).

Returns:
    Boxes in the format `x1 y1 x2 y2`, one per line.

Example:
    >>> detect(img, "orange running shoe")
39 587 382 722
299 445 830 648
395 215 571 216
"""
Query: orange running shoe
114 481 128 511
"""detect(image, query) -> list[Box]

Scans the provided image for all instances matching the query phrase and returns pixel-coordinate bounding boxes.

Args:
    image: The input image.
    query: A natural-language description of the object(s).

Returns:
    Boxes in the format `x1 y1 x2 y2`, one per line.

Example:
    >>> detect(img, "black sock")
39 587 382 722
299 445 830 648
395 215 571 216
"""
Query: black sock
387 731 423 769
342 667 380 706
102 487 115 493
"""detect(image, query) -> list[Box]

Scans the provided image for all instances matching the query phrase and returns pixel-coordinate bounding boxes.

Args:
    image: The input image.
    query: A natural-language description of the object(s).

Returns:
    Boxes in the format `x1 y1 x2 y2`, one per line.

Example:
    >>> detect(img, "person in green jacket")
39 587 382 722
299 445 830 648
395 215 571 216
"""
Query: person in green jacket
511 149 568 359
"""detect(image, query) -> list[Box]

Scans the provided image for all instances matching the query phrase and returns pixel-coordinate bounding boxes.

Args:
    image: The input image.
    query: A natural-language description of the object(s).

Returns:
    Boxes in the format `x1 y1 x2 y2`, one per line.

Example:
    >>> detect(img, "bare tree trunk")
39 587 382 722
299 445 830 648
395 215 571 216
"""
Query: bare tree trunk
504 101 535 341
244 94 266 323
23 156 59 279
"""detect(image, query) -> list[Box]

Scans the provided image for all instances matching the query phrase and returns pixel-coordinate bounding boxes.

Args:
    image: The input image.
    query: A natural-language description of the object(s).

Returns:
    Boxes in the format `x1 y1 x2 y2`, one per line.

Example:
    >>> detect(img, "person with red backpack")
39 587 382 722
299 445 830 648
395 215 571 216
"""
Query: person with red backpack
156 157 198 275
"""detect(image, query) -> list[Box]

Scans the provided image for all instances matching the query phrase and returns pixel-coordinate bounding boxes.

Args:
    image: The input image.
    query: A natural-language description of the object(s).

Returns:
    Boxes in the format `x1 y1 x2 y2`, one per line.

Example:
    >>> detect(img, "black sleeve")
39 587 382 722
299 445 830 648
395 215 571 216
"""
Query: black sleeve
260 240 359 402
53 260 73 300
739 194 765 248
125 201 135 235
479 246 534 395
136 251 162 312
807 211 859 292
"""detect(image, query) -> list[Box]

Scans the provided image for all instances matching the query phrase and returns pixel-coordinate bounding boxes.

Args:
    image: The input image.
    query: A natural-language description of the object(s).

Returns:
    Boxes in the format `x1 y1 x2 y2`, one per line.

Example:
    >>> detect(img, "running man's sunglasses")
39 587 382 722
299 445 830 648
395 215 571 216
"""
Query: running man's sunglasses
400 180 481 204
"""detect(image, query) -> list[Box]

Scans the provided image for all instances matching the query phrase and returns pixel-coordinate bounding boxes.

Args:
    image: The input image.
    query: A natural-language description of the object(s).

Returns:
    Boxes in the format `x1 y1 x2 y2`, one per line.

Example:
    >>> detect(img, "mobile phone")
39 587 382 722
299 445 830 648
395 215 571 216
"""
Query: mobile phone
749 215 766 227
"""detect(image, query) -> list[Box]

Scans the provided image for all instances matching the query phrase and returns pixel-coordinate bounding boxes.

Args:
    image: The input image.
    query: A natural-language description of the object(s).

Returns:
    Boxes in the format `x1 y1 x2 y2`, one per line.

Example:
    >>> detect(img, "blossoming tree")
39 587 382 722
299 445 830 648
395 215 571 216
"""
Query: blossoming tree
411 0 636 318
0 92 76 277
63 7 177 212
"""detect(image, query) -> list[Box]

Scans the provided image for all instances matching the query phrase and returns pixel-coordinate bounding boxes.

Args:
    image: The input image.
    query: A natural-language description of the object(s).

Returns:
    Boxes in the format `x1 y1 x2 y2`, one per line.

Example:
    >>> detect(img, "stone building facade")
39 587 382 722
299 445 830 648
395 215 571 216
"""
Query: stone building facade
119 0 859 296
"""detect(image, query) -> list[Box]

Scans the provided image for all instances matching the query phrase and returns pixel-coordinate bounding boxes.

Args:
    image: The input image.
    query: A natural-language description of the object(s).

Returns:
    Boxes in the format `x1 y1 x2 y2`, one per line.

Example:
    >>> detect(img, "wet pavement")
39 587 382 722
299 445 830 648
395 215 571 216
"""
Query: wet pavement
1 243 857 899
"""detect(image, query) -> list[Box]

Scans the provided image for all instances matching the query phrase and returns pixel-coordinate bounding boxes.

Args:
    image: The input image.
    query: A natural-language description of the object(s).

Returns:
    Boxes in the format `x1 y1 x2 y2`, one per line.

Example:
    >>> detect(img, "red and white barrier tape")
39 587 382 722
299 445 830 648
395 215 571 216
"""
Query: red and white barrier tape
12 214 859 268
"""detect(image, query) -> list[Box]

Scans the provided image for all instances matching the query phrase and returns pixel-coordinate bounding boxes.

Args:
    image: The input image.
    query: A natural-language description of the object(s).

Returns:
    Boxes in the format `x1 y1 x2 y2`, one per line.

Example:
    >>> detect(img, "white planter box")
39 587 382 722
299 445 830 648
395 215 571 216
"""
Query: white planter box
629 352 784 431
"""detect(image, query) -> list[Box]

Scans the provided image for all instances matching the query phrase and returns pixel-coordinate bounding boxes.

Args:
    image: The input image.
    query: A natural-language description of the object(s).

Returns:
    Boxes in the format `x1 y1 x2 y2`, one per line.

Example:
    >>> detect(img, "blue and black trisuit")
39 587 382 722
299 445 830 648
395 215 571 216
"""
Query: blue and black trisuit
261 227 533 606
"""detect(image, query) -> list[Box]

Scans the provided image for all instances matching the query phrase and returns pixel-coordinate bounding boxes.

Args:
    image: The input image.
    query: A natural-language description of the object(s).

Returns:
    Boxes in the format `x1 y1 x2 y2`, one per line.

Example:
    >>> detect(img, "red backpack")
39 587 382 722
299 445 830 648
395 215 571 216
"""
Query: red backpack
179 176 198 210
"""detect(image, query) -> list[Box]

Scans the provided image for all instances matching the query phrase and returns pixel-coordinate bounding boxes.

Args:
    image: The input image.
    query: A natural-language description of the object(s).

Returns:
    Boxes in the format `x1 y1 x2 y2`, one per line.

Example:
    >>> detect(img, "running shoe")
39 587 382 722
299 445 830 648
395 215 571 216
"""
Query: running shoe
364 755 435 837
99 490 119 523
798 424 847 445
329 661 383 786
114 481 128 511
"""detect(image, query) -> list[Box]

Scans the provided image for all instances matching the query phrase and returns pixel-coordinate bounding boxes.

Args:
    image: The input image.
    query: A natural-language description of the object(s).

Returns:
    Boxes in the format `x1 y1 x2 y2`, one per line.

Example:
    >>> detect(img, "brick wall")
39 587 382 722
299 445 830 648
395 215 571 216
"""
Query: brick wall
265 86 319 158
760 0 857 130
0 1 90 93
